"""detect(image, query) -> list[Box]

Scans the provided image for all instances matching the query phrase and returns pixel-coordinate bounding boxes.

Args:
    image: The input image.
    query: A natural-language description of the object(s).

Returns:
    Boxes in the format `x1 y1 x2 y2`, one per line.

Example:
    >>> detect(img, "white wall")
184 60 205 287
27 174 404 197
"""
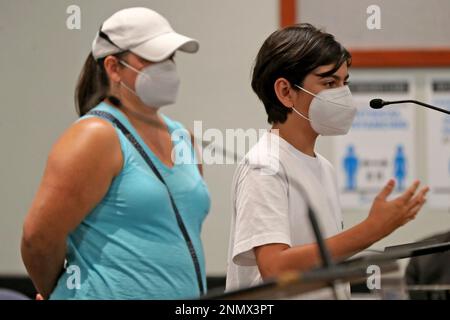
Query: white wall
299 0 450 48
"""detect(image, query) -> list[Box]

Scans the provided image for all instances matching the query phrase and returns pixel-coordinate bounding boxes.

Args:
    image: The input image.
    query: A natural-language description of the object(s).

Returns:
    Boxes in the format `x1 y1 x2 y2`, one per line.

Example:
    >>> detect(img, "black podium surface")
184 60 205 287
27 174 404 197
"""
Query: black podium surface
205 240 450 300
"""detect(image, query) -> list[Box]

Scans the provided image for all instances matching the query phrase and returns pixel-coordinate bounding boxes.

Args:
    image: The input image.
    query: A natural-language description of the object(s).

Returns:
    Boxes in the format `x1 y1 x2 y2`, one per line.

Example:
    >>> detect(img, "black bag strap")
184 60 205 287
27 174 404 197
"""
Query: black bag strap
87 110 205 296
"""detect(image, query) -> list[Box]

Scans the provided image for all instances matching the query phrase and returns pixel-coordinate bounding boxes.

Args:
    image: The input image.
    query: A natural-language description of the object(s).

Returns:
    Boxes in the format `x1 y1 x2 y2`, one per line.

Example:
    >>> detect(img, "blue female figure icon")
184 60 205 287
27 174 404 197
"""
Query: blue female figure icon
394 145 407 191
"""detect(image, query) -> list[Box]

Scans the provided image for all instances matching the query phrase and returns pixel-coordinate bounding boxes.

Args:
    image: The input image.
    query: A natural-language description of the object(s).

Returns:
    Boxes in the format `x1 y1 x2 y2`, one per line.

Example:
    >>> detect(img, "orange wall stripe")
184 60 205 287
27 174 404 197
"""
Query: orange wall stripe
350 48 450 68
280 0 296 27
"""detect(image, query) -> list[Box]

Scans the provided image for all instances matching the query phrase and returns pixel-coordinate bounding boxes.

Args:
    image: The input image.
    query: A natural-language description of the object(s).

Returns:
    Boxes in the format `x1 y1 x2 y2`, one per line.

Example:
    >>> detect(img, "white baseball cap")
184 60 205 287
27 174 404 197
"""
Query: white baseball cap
92 7 199 61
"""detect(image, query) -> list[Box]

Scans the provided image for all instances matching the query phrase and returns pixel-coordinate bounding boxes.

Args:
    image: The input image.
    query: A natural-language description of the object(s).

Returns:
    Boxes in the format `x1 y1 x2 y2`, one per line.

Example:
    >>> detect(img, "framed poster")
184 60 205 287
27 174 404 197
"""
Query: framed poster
425 76 450 209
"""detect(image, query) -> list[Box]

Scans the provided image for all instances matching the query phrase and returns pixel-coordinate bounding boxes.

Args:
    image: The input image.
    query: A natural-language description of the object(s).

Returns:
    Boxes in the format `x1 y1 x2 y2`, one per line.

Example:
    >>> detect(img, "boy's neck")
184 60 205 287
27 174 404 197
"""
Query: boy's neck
272 121 318 157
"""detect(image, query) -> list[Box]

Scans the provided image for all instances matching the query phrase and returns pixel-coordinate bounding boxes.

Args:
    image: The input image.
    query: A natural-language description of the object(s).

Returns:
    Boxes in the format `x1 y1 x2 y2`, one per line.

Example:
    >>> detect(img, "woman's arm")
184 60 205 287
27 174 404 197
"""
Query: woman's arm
21 118 122 299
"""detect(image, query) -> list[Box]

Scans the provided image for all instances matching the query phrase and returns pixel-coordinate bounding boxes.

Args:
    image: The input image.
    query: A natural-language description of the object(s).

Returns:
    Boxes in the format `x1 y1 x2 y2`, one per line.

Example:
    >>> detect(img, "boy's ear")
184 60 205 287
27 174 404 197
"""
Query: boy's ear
274 77 295 109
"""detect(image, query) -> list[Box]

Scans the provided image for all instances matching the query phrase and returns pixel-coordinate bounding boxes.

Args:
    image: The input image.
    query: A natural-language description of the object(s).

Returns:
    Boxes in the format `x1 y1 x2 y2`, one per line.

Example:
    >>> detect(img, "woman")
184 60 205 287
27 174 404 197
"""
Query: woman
226 23 429 299
21 7 210 300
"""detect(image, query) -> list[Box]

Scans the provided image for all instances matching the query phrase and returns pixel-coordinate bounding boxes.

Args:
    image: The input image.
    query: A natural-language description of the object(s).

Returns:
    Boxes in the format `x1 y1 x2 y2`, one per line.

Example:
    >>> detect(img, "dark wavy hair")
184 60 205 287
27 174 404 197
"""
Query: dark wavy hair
251 23 351 124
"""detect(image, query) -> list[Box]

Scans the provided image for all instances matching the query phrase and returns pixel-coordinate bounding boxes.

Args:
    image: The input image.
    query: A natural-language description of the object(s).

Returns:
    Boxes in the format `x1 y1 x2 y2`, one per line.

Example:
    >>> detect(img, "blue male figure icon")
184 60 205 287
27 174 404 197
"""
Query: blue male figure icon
343 145 359 191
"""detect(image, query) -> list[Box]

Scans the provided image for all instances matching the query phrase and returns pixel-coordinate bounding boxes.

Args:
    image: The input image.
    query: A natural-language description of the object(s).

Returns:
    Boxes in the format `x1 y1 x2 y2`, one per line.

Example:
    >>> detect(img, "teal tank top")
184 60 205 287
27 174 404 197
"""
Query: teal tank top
50 102 211 300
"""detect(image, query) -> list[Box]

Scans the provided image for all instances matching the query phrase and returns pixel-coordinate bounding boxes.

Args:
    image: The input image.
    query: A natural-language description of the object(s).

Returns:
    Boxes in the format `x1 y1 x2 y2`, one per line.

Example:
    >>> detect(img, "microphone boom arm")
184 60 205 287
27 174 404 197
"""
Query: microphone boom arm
383 99 450 115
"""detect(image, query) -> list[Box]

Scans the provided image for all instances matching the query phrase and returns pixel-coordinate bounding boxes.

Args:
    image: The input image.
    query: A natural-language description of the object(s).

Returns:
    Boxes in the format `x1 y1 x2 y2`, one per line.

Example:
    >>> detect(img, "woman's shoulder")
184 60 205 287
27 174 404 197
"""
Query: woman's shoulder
72 114 118 142
54 105 122 163
72 103 124 141
44 114 123 179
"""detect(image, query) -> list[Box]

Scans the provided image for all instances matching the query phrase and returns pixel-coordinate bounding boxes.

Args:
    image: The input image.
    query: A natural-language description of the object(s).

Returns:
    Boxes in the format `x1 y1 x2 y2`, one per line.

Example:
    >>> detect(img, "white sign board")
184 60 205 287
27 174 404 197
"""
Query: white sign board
333 77 416 209
425 76 450 209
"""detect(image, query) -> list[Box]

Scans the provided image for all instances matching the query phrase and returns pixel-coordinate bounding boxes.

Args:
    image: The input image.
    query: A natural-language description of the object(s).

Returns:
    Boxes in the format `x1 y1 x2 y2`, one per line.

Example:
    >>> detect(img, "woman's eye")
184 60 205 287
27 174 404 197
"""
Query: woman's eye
325 81 335 87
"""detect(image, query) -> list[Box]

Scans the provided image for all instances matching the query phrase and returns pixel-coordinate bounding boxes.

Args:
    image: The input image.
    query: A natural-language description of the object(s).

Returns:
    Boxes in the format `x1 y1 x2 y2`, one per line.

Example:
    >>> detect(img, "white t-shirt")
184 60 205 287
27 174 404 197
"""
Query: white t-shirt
226 131 349 299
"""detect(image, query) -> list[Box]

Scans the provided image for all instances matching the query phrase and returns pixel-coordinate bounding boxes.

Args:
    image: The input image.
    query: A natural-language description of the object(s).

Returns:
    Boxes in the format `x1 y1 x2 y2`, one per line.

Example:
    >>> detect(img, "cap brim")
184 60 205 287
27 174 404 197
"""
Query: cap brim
130 32 199 62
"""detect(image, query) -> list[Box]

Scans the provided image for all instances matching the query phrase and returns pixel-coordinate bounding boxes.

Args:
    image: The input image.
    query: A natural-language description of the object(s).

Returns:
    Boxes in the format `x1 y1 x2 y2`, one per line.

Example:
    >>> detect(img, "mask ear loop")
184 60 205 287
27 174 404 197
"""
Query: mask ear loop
117 60 149 98
291 84 312 121
119 60 152 82
119 80 137 96
108 60 138 99
291 104 311 122
119 60 140 74
295 84 319 98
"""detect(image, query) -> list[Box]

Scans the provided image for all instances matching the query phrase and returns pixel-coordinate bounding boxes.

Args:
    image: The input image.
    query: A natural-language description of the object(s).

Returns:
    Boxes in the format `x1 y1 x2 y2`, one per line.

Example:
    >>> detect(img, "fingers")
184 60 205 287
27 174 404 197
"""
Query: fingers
397 180 420 203
404 190 428 225
406 198 427 221
406 186 430 212
377 179 396 201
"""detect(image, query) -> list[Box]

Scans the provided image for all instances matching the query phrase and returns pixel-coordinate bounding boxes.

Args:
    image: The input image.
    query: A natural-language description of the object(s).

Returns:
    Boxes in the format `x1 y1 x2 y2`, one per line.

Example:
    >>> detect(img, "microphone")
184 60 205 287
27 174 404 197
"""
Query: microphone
370 98 450 115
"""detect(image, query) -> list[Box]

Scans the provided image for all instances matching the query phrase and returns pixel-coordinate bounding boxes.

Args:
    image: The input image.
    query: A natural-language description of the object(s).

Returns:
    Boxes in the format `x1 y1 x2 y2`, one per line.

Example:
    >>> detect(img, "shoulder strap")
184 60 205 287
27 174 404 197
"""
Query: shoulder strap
87 110 205 296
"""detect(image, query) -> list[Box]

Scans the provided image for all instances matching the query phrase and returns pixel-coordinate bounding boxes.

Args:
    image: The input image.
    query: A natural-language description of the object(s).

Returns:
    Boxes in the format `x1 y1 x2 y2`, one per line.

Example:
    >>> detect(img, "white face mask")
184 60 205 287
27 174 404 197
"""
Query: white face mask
292 84 357 136
119 59 180 108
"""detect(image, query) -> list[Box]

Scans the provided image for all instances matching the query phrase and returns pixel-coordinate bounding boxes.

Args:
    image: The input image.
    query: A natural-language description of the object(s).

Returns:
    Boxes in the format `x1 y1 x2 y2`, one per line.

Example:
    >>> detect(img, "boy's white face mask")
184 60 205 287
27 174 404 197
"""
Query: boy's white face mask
292 84 357 136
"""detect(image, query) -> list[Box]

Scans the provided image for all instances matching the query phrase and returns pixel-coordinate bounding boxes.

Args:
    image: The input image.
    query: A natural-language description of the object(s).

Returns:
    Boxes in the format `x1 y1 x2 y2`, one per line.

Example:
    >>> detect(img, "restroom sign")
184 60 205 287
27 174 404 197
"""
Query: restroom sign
333 77 416 209
426 77 450 209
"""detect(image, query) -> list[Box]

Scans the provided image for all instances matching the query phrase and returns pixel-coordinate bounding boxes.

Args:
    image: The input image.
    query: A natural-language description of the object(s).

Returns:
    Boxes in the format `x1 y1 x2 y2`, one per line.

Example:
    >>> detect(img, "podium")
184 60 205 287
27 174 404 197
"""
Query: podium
408 285 450 300
340 240 450 266
203 240 450 300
